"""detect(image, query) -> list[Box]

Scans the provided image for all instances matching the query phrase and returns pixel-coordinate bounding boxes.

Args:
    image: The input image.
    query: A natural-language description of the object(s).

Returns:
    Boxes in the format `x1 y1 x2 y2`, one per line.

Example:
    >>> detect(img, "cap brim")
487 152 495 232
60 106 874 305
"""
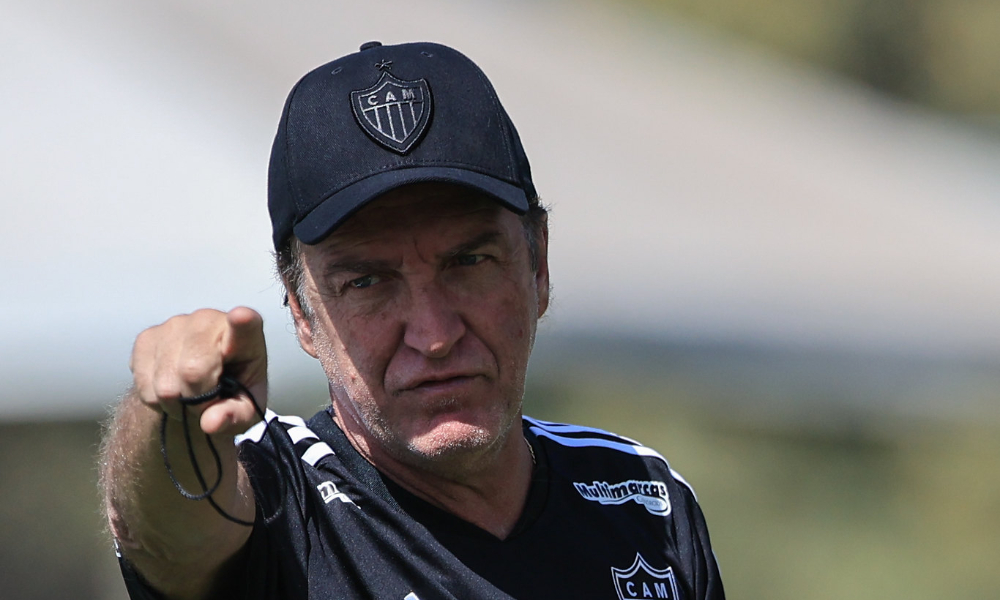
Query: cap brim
292 167 531 245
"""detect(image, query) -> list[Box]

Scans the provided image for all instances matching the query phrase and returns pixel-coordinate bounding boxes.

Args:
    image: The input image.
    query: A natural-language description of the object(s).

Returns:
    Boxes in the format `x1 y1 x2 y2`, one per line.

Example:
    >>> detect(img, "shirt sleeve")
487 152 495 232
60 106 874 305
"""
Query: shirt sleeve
116 542 167 600
693 498 726 599
673 478 726 600
116 525 270 600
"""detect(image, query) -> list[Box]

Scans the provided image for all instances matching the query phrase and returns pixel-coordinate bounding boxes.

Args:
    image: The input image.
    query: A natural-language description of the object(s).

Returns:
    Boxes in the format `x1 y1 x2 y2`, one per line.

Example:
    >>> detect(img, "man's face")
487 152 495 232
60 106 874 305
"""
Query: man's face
292 183 549 475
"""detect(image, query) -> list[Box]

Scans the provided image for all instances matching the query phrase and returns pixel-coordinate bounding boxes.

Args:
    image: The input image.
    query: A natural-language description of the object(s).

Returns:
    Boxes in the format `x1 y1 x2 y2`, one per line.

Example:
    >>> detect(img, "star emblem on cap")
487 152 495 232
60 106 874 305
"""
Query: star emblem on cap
375 59 393 71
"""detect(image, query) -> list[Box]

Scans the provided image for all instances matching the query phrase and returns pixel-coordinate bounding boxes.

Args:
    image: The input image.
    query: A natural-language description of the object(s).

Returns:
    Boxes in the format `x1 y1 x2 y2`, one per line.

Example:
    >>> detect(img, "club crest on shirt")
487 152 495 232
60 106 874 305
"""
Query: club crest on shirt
573 479 671 516
612 553 681 600
351 72 432 154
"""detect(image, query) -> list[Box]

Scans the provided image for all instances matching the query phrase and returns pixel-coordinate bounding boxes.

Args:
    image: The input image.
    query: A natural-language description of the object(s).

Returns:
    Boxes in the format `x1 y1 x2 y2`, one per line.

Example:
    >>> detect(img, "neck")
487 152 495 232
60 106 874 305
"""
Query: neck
332 409 533 539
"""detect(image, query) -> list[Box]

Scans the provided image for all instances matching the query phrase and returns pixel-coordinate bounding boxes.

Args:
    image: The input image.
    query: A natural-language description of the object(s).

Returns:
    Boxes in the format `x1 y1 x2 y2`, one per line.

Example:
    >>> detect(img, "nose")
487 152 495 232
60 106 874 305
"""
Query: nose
402 282 466 359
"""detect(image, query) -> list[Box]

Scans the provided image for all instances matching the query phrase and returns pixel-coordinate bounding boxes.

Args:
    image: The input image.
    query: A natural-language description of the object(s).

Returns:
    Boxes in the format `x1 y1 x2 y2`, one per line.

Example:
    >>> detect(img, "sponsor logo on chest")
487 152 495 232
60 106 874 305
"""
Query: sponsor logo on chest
573 479 671 516
612 553 681 600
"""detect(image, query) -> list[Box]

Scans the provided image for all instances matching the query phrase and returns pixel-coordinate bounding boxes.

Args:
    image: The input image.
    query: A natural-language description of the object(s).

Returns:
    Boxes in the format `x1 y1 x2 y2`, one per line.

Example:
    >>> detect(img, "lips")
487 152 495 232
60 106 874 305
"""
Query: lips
400 373 480 393
388 353 495 397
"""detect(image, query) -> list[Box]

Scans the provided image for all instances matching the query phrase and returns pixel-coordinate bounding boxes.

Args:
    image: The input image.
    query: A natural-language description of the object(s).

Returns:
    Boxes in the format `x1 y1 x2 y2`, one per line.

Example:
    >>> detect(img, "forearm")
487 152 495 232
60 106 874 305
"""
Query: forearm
100 389 254 599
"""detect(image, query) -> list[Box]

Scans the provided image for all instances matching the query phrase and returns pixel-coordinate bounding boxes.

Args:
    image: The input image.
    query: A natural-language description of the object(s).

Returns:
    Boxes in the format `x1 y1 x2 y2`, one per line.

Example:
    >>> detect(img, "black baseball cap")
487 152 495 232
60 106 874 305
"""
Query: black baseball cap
268 41 537 250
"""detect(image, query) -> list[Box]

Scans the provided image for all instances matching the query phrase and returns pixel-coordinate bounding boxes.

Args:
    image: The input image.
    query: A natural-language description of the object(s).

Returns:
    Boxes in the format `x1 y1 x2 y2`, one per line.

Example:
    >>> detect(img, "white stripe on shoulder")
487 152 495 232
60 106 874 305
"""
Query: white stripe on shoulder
528 424 668 463
234 410 309 445
277 414 308 428
234 409 279 445
302 442 335 466
525 417 698 500
669 469 696 499
288 425 320 444
234 411 336 467
525 418 642 445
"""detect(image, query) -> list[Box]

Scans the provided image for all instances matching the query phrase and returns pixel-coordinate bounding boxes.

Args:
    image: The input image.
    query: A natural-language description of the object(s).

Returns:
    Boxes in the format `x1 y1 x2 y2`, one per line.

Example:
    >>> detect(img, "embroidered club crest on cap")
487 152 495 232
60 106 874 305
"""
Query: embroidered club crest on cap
611 554 681 600
269 42 536 250
351 72 432 154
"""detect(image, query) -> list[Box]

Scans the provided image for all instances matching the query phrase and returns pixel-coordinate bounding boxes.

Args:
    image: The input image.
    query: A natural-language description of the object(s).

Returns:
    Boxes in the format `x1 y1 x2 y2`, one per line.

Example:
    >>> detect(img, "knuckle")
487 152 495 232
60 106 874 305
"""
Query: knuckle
131 372 154 401
176 356 215 387
151 379 181 403
131 327 155 356
190 308 225 325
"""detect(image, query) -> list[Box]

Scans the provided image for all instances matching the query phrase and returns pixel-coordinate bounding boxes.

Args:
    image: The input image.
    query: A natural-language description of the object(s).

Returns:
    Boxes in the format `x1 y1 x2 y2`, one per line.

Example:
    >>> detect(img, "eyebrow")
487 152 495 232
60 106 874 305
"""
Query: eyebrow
320 229 507 279
321 258 397 279
445 230 505 258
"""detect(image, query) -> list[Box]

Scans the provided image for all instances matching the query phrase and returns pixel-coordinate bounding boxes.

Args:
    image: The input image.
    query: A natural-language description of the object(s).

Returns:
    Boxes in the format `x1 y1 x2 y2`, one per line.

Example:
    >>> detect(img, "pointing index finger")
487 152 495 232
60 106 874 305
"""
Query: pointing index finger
198 307 269 435
221 307 267 366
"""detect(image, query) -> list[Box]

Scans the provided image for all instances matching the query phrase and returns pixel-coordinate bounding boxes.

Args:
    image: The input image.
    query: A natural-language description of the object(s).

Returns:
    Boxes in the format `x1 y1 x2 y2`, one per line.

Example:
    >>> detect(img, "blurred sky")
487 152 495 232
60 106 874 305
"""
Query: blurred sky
3 0 1000 419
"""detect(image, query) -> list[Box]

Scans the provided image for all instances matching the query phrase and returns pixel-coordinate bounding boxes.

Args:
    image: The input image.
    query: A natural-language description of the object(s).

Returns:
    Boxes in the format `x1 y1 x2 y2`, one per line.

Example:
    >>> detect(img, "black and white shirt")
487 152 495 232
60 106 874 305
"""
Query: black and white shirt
120 409 725 599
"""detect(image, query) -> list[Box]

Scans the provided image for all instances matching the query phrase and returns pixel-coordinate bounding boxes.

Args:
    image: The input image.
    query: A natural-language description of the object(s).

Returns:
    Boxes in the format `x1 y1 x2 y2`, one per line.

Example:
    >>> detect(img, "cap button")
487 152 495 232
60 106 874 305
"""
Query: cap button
359 41 382 51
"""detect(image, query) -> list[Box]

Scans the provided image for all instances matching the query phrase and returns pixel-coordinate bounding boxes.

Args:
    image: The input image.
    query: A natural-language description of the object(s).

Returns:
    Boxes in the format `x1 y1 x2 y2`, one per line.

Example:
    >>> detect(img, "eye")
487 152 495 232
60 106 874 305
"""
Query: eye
348 274 382 289
454 254 486 267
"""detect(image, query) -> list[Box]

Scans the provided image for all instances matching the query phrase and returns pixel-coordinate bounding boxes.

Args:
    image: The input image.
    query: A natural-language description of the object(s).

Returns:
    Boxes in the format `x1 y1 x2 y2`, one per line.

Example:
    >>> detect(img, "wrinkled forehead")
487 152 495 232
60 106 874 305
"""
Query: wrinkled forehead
307 182 514 254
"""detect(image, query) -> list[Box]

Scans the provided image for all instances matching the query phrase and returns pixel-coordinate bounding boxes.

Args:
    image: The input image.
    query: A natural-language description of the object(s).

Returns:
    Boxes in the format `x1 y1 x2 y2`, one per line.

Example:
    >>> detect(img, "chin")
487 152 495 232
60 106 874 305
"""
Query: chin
406 422 496 458
396 413 521 469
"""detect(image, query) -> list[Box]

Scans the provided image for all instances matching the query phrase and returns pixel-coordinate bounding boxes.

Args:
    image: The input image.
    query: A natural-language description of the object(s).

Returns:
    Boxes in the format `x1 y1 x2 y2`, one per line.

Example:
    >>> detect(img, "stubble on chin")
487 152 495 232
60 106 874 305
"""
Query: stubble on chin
374 397 508 462
365 392 525 481
393 427 510 481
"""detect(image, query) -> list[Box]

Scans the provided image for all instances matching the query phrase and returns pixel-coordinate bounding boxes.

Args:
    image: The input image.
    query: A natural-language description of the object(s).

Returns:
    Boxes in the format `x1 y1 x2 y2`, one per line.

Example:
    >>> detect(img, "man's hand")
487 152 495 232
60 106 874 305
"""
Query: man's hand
102 306 267 599
130 306 268 435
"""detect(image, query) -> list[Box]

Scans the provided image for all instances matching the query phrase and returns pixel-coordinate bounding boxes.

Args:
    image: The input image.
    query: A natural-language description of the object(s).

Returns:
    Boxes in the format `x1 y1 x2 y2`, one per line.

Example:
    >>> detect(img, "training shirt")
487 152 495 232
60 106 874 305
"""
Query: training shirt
119 409 725 599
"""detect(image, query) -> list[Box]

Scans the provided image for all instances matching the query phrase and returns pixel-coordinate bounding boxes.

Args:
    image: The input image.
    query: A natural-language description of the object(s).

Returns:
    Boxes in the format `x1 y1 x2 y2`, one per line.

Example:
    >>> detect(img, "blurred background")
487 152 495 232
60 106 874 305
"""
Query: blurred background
2 0 999 598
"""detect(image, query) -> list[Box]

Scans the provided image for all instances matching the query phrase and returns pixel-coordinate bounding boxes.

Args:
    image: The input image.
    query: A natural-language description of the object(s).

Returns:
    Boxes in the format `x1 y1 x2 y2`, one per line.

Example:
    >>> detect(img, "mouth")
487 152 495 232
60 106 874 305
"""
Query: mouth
396 372 484 397
408 374 475 392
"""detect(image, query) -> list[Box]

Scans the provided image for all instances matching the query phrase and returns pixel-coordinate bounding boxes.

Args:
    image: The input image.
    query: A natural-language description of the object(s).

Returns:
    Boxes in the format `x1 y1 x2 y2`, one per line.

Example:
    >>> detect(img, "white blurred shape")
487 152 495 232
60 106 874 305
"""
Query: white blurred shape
2 0 1000 418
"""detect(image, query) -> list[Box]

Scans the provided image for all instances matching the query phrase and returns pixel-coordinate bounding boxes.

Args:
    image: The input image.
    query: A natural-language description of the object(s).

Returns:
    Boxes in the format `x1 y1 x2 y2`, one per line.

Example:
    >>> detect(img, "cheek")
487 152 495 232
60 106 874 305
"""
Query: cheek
479 275 539 352
321 311 400 390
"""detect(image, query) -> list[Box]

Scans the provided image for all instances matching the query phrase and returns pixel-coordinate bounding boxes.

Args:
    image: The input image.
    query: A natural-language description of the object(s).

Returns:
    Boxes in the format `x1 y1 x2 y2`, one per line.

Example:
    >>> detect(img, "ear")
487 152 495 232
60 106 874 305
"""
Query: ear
534 217 550 318
286 287 319 359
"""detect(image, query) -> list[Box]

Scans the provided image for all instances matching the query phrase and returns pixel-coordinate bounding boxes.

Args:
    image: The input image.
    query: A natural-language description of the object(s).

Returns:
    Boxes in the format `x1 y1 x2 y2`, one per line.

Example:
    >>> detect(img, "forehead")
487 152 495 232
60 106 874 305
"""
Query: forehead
310 183 516 254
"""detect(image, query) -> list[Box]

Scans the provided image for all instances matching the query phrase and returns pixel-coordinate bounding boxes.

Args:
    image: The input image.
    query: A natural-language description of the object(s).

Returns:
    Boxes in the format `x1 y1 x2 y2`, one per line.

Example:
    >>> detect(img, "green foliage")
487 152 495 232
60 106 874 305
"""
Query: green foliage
526 376 1000 599
635 0 1000 115
3 369 998 599
0 421 124 600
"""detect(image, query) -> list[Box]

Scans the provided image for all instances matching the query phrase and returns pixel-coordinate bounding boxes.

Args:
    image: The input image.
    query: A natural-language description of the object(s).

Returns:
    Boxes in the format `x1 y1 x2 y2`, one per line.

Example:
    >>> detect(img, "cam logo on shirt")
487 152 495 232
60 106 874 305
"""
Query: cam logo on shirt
573 479 671 516
612 553 680 600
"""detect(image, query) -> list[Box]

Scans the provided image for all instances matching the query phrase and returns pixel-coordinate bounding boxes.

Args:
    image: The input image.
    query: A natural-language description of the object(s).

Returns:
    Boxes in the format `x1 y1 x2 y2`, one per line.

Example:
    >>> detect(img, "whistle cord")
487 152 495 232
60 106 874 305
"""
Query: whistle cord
159 375 271 527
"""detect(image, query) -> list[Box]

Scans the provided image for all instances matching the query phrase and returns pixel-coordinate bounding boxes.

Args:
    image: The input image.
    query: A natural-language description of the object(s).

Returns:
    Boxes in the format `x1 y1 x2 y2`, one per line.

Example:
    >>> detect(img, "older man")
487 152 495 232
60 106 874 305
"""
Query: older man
101 41 725 600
